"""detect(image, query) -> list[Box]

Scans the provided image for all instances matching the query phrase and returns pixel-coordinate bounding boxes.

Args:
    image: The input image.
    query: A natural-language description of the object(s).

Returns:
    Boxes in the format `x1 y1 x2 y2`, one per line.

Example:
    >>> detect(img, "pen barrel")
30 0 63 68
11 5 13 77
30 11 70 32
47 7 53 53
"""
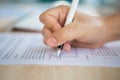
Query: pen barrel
64 0 79 26
57 0 79 55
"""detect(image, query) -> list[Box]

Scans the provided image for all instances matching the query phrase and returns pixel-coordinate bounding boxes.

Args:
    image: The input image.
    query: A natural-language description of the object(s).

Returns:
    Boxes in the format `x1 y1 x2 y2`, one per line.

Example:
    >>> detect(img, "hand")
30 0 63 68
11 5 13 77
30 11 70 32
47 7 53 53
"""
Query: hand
40 5 110 51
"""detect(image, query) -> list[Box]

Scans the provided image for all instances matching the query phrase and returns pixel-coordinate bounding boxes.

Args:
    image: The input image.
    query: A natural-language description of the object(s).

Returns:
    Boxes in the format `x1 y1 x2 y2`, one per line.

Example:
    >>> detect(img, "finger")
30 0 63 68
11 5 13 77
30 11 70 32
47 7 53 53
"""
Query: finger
40 6 69 32
42 27 53 45
63 42 71 51
40 14 61 32
53 23 79 46
40 8 61 32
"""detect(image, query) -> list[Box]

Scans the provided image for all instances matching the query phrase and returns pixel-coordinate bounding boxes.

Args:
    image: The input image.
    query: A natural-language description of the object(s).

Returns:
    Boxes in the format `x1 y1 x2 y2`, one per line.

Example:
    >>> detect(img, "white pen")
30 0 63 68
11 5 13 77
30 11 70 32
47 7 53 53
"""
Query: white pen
57 0 79 56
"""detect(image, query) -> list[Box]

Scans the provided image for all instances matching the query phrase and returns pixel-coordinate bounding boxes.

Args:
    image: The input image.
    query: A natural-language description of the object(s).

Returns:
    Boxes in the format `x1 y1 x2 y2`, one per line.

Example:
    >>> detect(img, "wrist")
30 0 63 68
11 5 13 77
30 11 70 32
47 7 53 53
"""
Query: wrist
102 15 120 42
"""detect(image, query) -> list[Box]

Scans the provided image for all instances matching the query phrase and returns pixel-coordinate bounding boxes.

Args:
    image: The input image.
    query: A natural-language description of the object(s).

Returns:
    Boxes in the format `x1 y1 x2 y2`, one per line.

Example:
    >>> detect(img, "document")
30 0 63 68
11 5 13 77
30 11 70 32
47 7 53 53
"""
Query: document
0 33 120 67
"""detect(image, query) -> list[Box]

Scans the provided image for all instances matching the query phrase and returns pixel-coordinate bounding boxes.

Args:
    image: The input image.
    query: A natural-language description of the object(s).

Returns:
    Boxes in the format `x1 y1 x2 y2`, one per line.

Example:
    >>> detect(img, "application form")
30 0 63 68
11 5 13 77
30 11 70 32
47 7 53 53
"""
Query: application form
0 33 120 67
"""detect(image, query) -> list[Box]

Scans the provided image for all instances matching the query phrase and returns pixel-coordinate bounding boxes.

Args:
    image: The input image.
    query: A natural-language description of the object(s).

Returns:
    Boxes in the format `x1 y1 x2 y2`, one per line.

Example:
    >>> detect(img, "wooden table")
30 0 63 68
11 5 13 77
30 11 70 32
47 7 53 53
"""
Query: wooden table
0 65 120 80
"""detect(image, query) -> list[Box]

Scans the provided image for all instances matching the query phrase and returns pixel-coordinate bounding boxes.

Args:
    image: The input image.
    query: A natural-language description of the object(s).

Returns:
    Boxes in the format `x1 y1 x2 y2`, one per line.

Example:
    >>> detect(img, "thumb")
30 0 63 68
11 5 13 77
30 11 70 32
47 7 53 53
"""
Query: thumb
47 23 78 47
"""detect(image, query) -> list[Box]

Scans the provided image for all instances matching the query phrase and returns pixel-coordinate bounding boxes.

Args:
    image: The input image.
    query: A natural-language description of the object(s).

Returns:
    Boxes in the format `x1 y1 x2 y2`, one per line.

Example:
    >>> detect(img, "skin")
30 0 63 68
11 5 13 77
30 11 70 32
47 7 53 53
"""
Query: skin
39 5 120 51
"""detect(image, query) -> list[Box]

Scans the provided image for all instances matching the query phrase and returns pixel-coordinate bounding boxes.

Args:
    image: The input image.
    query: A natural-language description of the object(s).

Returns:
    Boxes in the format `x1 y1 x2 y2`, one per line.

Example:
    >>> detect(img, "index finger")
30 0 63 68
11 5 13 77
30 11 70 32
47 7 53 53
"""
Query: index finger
40 8 61 32
39 6 69 32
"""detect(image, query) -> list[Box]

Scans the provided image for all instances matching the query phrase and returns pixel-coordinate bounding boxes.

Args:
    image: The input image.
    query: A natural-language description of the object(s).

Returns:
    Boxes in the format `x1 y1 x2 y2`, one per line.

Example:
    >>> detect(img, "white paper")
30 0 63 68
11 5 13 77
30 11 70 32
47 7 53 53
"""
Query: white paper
0 33 120 67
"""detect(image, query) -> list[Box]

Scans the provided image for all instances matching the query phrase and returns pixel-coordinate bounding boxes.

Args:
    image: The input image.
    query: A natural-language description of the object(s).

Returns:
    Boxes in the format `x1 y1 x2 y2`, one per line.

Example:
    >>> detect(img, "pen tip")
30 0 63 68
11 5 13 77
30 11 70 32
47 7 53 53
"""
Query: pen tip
57 48 61 56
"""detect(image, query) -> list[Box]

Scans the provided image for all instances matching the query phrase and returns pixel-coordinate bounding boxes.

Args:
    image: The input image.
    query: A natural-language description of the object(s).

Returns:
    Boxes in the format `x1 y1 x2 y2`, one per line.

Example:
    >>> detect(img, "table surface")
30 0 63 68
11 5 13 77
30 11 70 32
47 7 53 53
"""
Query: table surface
0 3 120 80
0 65 120 80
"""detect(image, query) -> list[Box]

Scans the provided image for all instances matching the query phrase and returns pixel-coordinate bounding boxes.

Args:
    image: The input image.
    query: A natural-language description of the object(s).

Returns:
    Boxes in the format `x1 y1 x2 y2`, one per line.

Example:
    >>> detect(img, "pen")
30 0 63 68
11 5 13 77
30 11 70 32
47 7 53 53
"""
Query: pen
57 0 79 56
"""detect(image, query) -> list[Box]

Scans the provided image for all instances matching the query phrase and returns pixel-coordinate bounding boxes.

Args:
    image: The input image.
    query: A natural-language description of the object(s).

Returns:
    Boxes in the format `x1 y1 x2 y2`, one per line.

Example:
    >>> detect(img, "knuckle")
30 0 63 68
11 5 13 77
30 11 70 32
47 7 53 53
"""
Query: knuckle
39 13 44 21
39 13 47 22
41 27 45 35
39 14 45 22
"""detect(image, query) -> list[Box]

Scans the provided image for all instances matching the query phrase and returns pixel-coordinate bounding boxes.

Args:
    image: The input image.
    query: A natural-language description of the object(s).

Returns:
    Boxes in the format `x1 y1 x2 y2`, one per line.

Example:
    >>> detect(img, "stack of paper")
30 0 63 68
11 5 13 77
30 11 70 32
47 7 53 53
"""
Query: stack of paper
0 33 120 67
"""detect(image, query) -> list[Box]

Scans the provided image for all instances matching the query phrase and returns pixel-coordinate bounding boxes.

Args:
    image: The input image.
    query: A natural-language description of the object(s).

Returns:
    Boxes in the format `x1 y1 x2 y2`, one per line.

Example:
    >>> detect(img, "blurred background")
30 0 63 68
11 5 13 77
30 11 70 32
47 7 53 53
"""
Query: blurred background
0 0 120 32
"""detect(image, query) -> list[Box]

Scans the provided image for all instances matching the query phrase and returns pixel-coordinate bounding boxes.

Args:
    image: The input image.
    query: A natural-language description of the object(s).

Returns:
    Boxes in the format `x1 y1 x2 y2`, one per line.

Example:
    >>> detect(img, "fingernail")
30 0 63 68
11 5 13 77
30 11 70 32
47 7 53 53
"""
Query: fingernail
47 37 57 46
64 45 71 51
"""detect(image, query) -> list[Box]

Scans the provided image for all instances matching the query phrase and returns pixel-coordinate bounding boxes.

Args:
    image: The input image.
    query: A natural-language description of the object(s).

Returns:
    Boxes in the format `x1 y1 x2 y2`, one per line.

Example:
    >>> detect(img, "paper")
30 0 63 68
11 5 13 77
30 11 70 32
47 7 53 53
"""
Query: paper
0 33 120 67
14 12 44 31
